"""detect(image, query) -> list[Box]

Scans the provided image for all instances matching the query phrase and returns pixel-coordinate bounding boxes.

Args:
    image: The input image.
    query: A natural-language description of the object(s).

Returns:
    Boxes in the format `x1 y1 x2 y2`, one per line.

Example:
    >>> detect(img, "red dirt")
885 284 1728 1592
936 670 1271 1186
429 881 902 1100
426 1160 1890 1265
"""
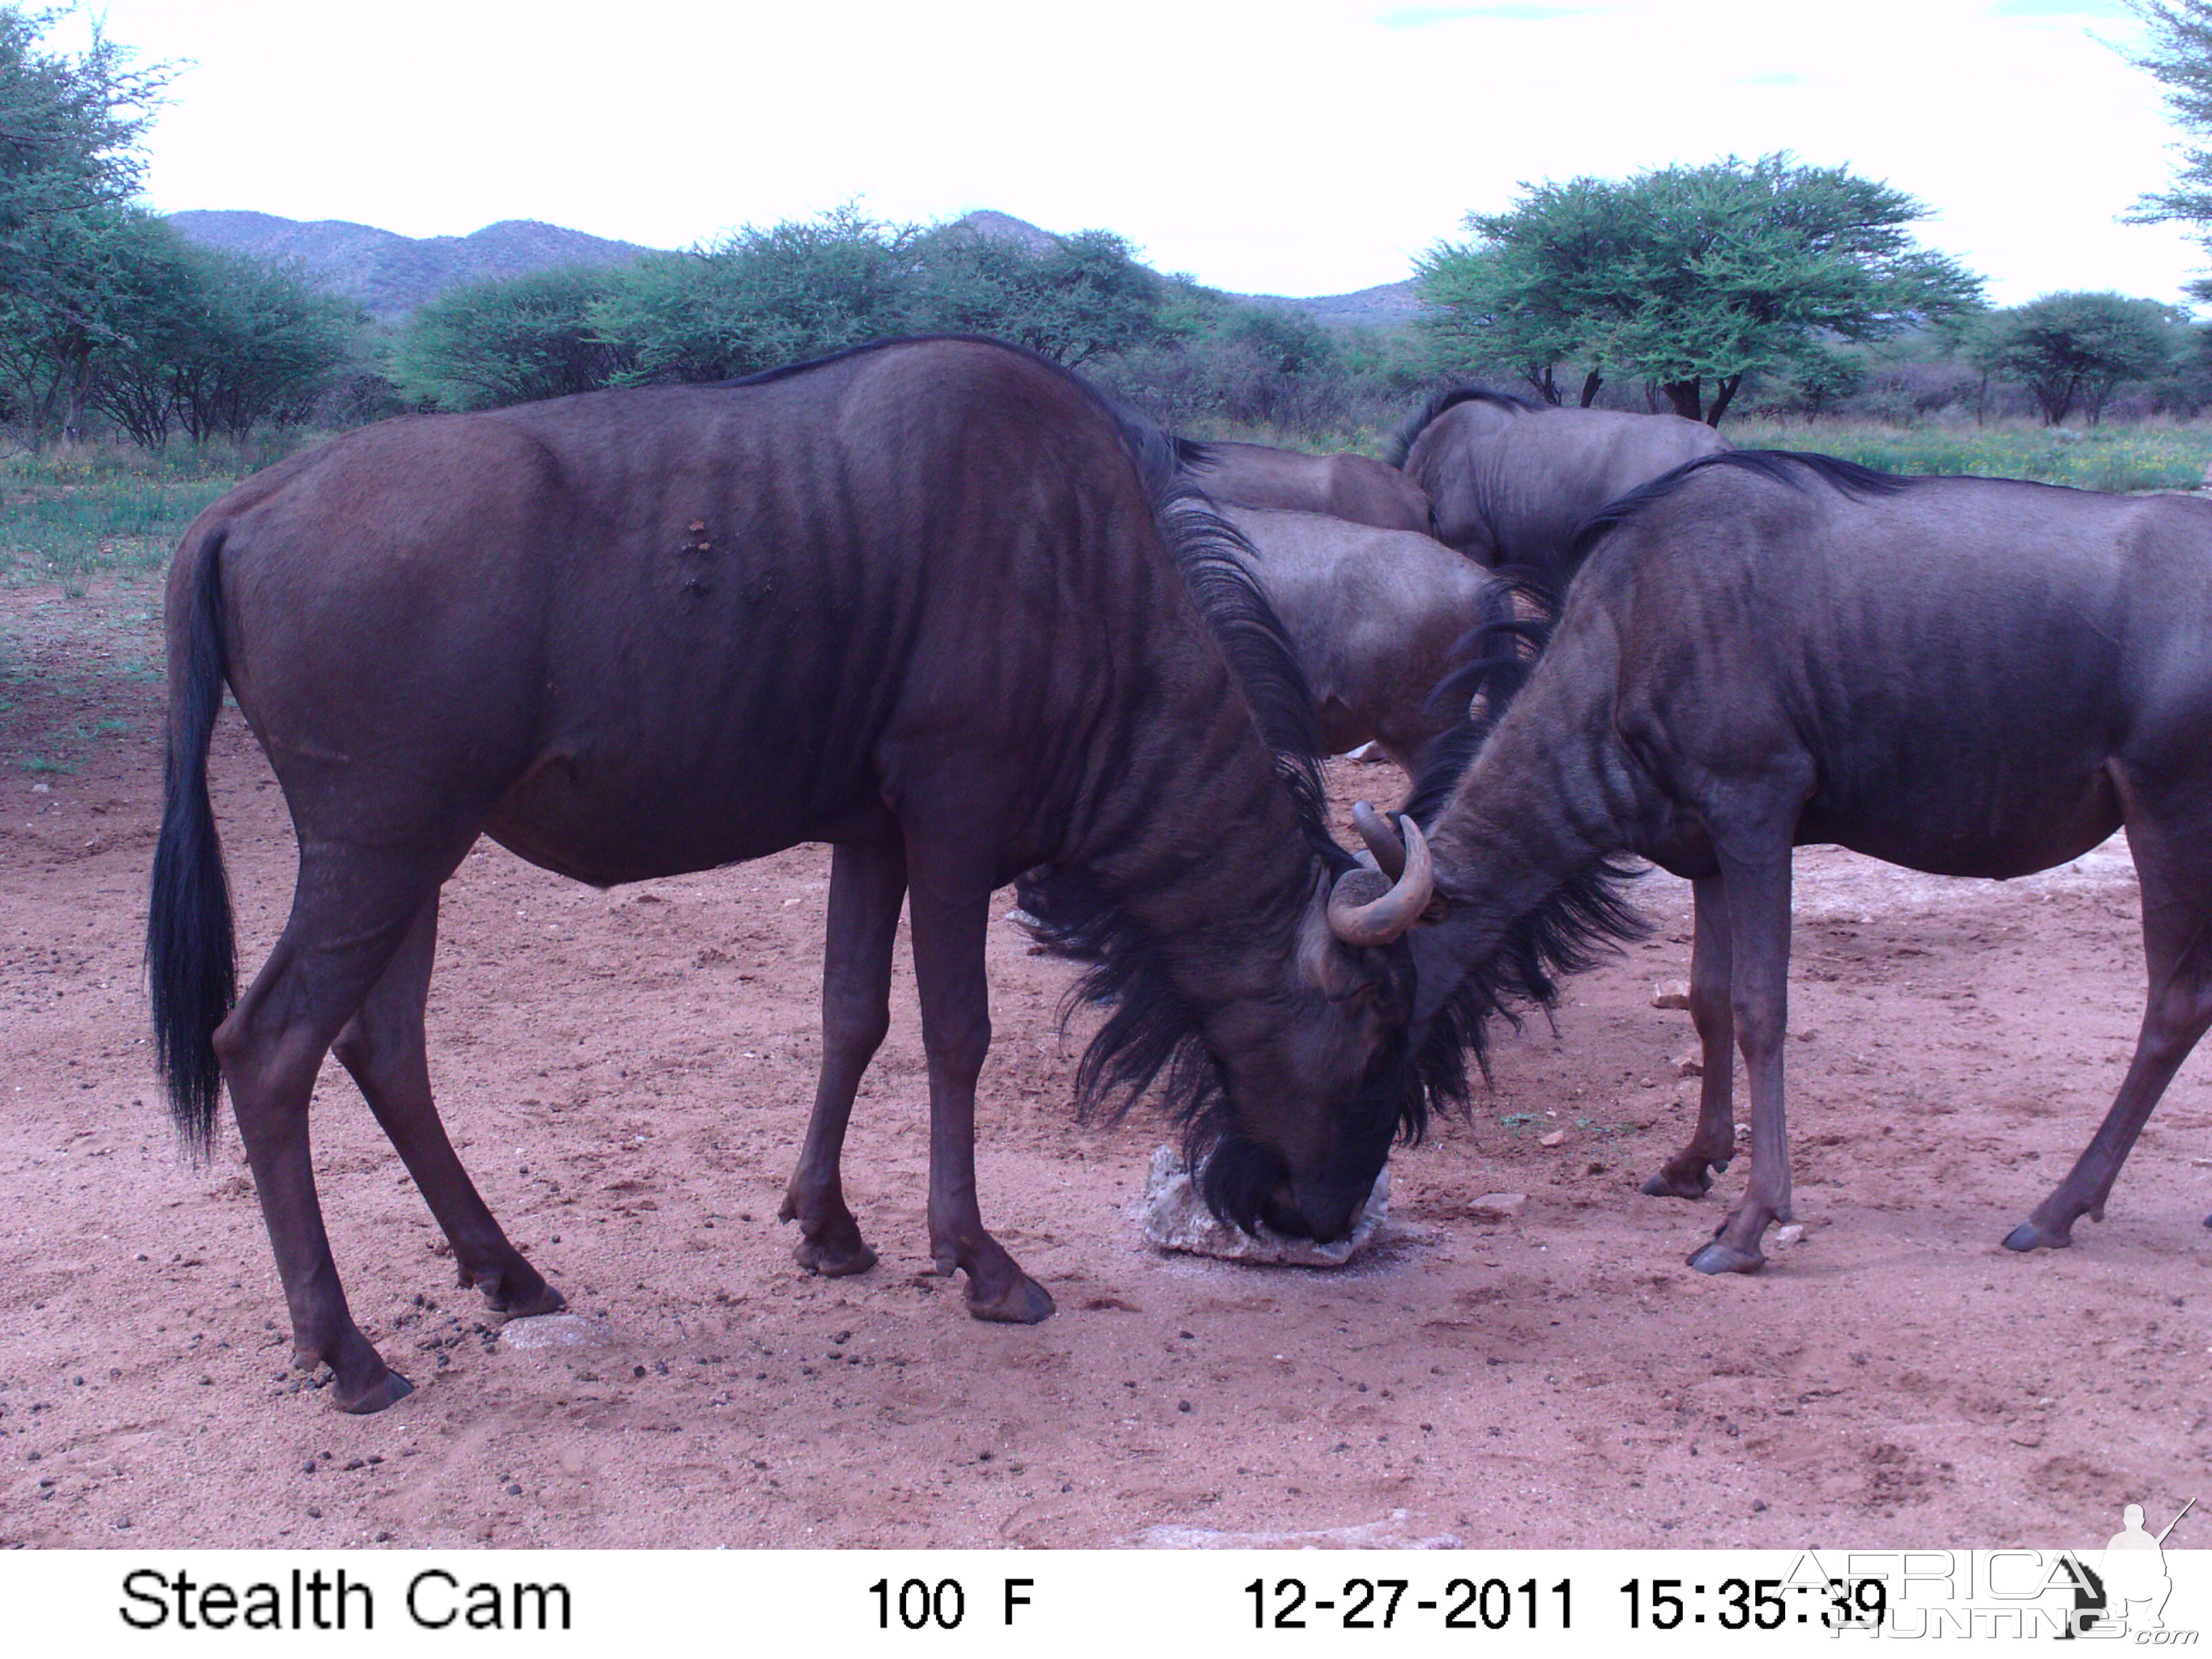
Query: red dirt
2 581 2207 1550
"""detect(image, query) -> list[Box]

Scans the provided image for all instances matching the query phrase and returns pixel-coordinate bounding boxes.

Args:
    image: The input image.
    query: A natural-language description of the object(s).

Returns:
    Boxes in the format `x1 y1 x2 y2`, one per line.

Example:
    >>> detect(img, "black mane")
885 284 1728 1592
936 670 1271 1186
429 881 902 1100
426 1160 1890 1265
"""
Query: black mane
1384 382 1544 469
1396 594 1648 1094
1563 449 1917 574
1069 388 1472 1213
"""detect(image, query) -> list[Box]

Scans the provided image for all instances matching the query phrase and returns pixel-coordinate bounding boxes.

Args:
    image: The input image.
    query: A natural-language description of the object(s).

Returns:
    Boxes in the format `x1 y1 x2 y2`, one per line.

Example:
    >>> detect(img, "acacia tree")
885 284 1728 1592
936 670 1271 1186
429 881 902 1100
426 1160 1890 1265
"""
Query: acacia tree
1418 155 1984 424
1414 175 1627 406
591 205 919 385
908 225 1164 367
2124 1 2212 271
394 266 631 409
0 7 172 438
1964 291 2182 426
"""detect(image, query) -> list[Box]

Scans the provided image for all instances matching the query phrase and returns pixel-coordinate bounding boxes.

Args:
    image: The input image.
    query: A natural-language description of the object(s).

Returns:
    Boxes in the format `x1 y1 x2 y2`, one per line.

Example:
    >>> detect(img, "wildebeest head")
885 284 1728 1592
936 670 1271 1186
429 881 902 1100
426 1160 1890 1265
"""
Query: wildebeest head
1067 806 1440 1244
1212 812 1436 1240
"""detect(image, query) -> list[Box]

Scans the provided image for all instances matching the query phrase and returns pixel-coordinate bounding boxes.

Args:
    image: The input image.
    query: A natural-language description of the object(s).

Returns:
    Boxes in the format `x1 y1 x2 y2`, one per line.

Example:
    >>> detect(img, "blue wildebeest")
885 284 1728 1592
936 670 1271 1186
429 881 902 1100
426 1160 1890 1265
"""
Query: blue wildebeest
1393 450 2212 1272
146 337 1458 1413
1390 386 1729 588
1216 504 1516 773
1185 439 1435 534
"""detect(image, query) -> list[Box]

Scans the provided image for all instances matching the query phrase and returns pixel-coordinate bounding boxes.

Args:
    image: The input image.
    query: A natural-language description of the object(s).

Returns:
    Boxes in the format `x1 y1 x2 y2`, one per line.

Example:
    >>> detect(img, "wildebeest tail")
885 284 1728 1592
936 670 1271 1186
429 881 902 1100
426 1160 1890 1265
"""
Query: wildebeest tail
147 526 237 1156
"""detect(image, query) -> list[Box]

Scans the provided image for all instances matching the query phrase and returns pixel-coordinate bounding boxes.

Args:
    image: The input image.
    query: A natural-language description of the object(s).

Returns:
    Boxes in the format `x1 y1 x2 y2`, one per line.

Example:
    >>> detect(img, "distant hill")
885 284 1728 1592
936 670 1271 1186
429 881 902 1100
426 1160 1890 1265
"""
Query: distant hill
1243 279 1425 331
952 209 1425 330
164 207 1425 329
163 211 660 320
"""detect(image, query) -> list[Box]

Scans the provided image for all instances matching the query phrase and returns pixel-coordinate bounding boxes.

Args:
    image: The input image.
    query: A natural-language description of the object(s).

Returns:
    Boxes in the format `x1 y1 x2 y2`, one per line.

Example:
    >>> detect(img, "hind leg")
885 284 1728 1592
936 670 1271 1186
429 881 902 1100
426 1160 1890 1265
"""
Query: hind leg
1645 875 1739 1199
331 893 560 1317
2007 791 2212 1251
217 840 467 1413
779 840 906 1277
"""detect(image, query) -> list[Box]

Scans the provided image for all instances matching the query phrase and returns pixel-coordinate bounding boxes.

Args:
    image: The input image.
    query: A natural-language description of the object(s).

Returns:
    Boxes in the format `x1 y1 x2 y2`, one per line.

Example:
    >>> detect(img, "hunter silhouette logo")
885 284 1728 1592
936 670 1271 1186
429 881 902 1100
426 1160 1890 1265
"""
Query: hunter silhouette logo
2060 1498 2196 1639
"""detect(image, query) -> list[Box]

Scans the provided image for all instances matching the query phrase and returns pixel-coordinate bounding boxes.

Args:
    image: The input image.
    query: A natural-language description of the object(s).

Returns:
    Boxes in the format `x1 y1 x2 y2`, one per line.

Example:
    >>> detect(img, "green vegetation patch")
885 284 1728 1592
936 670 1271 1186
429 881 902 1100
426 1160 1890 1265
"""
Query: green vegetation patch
0 468 233 592
1730 421 2212 493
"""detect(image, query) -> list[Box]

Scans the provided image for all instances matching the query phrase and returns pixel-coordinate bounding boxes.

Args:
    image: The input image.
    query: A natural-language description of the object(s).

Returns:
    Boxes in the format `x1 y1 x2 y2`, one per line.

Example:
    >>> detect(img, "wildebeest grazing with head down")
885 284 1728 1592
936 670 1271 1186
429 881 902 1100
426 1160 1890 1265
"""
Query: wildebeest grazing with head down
1184 438 1435 534
146 337 1454 1413
1390 386 1729 588
1397 450 2212 1272
1217 504 1514 771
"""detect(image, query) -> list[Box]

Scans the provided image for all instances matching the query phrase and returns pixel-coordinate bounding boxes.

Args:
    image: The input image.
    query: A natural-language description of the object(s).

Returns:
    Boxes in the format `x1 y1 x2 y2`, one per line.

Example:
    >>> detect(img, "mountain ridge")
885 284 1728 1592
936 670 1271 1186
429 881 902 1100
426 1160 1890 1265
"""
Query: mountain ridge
163 207 1422 329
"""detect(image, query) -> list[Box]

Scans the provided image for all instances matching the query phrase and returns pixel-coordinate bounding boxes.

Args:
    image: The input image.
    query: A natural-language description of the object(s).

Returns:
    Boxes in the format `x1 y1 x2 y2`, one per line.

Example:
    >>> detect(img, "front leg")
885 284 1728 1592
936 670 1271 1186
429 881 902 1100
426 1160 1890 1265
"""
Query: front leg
1689 851 1794 1275
1645 874 1738 1199
903 834 1054 1324
781 840 908 1276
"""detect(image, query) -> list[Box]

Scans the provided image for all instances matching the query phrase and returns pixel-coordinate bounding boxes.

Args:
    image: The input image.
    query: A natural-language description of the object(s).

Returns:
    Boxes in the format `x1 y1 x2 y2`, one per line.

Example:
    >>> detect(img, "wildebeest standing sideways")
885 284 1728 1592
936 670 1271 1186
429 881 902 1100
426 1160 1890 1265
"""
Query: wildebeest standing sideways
1391 386 1728 587
147 337 1448 1413
1185 438 1435 534
1397 451 2212 1271
1218 504 1512 771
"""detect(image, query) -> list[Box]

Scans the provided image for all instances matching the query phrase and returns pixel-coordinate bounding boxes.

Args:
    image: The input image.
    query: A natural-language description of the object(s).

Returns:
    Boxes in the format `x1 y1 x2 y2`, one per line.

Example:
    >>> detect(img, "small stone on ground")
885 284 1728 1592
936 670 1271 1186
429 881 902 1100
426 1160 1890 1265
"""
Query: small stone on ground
1651 981 1692 1010
1466 1192 1527 1221
1136 1146 1387 1266
498 1313 613 1351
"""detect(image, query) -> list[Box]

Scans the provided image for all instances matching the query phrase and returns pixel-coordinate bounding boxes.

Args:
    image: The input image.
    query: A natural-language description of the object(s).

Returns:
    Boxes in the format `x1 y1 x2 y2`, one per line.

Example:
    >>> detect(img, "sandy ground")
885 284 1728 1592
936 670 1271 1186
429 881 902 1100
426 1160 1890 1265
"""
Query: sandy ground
2 580 2207 1552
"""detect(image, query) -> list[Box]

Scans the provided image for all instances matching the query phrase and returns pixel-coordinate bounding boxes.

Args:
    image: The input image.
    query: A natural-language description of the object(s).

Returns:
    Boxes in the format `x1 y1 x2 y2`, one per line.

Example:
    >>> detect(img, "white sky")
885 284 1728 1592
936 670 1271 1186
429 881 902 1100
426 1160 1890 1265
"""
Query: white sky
49 0 2212 306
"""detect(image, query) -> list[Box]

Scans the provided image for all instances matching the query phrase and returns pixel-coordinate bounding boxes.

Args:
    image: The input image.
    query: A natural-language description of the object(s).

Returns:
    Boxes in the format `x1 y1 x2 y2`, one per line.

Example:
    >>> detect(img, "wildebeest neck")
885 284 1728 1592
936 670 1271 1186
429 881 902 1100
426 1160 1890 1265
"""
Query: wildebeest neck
1408 615 1652 1036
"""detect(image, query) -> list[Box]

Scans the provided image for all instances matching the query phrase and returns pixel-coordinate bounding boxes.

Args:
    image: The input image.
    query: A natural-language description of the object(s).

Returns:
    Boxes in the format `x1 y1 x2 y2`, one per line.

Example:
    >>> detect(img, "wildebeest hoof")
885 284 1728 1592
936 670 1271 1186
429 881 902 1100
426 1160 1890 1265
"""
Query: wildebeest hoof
1687 1240 1765 1275
2002 1218 2074 1252
483 1271 565 1317
794 1235 878 1277
966 1274 1055 1324
333 1367 415 1414
1642 1166 1712 1200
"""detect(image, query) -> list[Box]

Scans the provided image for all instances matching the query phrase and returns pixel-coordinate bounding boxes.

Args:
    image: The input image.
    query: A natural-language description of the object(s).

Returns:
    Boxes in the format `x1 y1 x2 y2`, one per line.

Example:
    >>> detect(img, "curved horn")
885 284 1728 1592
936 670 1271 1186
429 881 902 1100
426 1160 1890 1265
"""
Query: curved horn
1327 815 1435 947
1351 800 1407 880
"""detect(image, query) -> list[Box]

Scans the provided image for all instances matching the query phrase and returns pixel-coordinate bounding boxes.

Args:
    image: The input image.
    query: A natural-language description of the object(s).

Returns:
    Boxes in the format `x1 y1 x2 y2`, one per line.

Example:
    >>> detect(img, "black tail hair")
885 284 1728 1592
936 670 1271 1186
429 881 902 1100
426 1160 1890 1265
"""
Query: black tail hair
147 531 237 1157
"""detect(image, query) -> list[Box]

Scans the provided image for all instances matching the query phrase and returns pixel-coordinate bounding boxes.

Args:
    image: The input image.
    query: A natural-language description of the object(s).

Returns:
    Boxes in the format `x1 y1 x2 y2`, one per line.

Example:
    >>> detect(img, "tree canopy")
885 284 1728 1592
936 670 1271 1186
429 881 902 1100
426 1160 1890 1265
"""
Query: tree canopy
2124 0 2212 268
394 207 1181 409
1417 154 1984 424
392 265 632 410
0 6 352 445
1961 291 2182 426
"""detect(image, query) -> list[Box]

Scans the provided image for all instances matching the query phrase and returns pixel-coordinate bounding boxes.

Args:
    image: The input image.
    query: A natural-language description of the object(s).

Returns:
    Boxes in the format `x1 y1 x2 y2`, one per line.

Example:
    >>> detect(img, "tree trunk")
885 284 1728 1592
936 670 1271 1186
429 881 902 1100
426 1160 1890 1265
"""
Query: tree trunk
2036 375 2076 427
61 361 89 446
1578 368 1603 407
1705 373 1742 427
1660 379 1704 422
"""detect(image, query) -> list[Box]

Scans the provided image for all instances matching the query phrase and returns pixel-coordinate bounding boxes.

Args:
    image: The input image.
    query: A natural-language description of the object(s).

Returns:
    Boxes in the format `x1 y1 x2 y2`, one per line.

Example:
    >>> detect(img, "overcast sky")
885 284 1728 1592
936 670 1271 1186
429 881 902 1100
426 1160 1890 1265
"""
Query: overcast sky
51 0 2212 306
